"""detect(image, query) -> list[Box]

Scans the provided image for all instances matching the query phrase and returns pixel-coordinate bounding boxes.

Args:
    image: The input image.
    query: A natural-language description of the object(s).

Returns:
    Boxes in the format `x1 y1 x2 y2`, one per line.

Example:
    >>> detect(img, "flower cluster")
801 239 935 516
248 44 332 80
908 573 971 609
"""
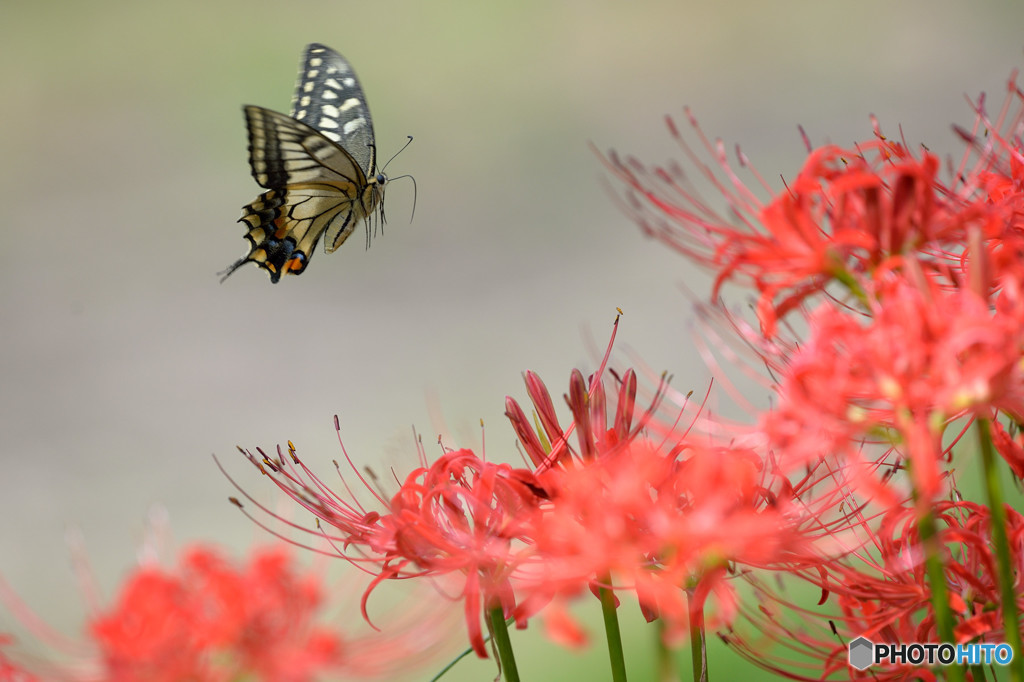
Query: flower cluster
0 544 444 681
600 71 1024 679
231 324 814 659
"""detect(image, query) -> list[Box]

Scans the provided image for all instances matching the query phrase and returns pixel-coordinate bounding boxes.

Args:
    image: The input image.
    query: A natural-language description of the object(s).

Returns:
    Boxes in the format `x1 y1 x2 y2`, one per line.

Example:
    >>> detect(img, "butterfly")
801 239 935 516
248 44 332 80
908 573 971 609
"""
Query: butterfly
221 43 387 283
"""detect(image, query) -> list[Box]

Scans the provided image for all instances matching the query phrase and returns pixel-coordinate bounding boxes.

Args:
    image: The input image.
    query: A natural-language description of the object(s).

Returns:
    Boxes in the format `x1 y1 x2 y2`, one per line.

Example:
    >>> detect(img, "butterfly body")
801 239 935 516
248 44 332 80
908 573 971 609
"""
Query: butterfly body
223 44 385 283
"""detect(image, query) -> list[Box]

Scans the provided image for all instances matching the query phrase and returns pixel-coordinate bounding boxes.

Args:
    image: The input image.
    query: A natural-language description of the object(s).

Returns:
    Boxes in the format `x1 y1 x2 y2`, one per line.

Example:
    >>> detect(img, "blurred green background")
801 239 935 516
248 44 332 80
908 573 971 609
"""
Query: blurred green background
2 0 1024 679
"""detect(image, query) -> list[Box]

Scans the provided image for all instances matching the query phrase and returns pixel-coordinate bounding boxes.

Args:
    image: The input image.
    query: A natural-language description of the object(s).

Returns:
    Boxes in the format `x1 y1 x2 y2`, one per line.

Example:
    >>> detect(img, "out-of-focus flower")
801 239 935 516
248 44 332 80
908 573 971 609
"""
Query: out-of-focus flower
763 272 1024 505
1 542 442 681
91 546 344 682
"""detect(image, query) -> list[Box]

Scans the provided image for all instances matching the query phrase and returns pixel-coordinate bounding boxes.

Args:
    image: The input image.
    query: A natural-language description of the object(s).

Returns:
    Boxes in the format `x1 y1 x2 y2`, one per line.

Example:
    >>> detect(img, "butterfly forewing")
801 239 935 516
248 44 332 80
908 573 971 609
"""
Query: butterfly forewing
245 106 368 189
290 43 377 178
221 44 384 283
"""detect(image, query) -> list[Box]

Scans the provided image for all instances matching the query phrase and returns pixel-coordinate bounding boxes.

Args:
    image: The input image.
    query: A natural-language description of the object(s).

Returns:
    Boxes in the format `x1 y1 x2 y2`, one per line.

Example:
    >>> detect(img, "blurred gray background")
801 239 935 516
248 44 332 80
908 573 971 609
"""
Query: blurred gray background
2 1 1023 679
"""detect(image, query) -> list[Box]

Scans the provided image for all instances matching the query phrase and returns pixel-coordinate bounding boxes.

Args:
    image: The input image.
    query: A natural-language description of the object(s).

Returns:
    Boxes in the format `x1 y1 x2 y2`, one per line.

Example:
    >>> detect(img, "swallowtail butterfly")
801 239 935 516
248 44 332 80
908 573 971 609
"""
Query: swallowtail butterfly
221 44 387 283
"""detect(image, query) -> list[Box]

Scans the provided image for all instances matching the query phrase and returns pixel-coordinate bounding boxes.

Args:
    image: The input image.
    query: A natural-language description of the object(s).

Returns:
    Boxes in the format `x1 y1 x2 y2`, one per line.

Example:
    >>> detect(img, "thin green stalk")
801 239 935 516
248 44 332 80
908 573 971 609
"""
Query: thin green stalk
977 419 1024 682
916 508 964 682
687 592 707 682
655 619 678 682
488 605 520 682
598 578 628 682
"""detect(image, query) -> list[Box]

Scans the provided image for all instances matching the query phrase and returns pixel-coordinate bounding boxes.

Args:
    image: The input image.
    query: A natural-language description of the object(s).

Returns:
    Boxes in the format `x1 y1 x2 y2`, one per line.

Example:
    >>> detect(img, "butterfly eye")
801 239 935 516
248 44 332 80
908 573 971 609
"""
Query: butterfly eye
377 173 387 185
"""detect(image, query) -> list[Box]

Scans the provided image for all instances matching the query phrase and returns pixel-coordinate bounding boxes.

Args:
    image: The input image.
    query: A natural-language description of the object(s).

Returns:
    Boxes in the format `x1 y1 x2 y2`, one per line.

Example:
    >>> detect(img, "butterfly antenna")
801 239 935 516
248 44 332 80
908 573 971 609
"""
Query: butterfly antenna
381 135 414 173
381 136 416 223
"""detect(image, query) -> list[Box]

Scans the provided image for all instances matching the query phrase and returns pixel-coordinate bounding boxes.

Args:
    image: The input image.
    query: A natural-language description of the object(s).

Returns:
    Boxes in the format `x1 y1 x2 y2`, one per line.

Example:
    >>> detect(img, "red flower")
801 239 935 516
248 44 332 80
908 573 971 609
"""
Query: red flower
521 440 808 643
603 82 1024 339
369 449 545 656
762 272 1024 505
234 435 545 658
2 542 435 681
724 501 1024 681
502 344 814 644
601 67 1024 681
92 546 352 682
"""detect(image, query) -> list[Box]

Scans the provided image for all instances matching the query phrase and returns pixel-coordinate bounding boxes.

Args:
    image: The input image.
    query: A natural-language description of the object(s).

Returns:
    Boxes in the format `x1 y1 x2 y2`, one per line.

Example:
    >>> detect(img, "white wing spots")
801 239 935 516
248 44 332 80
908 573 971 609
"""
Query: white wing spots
309 57 323 67
303 81 314 93
321 104 340 119
321 130 341 142
285 158 317 171
306 69 319 79
300 96 311 106
322 90 338 100
343 118 366 135
340 97 361 112
296 110 307 120
319 117 340 129
324 78 342 89
343 77 356 87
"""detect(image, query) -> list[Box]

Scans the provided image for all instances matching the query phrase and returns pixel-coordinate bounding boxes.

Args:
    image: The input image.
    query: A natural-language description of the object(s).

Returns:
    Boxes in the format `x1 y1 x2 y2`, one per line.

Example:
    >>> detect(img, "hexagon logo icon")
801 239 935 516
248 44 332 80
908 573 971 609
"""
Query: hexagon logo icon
848 636 874 670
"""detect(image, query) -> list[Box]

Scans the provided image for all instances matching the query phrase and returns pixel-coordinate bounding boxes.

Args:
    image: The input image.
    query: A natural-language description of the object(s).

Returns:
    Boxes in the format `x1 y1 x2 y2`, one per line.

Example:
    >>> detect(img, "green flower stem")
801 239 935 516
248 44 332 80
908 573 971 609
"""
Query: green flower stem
916 508 964 682
488 605 520 682
655 619 678 682
977 419 1024 682
598 577 628 682
687 594 707 682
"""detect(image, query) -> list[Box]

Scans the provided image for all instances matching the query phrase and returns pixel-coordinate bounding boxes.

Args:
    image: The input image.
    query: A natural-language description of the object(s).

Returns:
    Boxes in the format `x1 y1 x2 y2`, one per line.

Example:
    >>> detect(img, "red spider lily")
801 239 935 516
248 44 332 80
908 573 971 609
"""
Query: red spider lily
92 546 346 682
1 543 435 681
231 435 546 658
503 343 821 646
601 76 1024 339
762 271 1024 505
230 314 819 656
518 440 811 644
722 500 1024 681
503 366 646 471
368 449 546 656
503 309 644 472
599 64 1024 682
227 316 642 658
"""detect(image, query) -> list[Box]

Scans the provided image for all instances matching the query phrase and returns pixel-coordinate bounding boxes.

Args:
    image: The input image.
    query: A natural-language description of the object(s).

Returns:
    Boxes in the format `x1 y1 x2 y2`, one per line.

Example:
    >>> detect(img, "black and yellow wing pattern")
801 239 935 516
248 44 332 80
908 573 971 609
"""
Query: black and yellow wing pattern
221 43 386 283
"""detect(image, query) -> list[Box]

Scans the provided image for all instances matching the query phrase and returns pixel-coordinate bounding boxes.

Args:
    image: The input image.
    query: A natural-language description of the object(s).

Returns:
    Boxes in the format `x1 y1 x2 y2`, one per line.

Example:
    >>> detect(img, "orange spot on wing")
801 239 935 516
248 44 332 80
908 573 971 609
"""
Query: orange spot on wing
273 217 289 240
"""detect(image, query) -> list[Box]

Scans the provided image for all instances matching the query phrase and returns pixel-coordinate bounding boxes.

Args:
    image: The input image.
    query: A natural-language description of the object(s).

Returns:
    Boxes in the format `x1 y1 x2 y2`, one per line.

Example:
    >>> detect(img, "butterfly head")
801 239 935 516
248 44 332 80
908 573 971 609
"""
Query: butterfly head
369 171 389 227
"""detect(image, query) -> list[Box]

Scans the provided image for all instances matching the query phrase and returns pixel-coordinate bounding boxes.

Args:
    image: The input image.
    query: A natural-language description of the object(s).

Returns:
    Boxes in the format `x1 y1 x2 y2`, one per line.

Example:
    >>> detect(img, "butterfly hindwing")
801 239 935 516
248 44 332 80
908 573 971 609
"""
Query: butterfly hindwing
222 44 384 283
